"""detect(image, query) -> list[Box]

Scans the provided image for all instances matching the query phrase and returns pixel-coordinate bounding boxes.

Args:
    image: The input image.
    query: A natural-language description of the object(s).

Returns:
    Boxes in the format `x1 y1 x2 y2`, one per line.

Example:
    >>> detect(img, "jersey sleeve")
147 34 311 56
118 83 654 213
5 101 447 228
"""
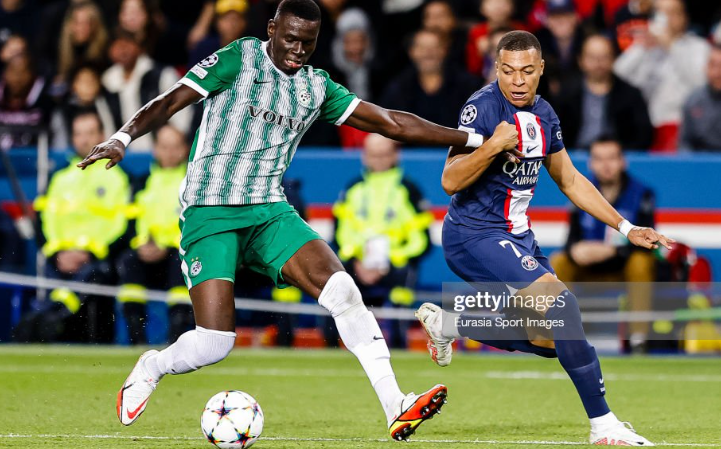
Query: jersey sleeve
317 70 360 126
180 42 241 98
547 105 566 154
457 93 497 138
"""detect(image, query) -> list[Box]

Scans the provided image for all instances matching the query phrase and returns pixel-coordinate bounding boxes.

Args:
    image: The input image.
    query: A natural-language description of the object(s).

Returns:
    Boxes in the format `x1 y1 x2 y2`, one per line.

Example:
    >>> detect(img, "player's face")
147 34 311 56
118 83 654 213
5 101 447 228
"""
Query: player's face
589 141 625 184
267 14 320 75
496 49 544 107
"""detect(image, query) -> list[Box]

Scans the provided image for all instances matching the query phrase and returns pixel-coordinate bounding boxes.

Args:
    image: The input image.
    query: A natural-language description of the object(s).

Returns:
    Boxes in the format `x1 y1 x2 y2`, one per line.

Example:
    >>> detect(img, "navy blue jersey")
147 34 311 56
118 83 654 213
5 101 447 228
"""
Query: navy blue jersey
448 81 565 235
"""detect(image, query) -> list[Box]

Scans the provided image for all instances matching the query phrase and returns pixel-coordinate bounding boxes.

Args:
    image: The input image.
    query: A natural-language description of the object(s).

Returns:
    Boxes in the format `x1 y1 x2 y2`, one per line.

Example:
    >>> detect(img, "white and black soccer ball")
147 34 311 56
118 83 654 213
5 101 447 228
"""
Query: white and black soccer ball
201 391 264 449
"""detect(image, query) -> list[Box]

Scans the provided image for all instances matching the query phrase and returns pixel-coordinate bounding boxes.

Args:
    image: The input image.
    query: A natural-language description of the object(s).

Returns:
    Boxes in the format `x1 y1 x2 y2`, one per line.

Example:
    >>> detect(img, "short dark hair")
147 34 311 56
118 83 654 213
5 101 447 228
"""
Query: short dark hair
497 30 542 55
275 0 321 22
73 110 104 133
590 134 622 152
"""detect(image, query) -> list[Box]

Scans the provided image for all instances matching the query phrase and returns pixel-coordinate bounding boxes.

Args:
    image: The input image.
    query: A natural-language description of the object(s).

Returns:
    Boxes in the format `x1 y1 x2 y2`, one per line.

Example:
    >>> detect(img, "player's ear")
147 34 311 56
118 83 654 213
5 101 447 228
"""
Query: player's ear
540 59 545 75
267 19 276 39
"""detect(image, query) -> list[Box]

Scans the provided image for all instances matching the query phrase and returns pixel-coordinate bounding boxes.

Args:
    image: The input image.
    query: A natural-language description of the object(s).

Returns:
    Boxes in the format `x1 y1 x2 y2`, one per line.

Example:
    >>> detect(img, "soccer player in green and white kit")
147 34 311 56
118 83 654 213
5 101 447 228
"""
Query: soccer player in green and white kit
78 0 519 441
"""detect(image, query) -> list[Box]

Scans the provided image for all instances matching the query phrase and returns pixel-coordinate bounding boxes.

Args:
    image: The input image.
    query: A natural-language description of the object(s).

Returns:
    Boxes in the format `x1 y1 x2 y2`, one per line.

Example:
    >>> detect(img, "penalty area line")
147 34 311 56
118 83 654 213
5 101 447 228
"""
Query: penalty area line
0 434 718 447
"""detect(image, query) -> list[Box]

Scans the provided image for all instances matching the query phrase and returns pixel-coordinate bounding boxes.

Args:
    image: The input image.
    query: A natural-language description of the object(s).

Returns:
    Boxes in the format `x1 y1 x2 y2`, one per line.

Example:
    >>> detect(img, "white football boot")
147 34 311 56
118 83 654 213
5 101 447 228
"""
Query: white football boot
117 350 160 425
590 421 655 446
415 303 454 367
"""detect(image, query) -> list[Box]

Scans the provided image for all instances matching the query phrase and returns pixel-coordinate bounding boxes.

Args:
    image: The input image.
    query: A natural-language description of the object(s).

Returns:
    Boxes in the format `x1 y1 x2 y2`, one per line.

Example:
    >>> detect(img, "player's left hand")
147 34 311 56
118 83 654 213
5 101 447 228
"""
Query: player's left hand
627 227 675 250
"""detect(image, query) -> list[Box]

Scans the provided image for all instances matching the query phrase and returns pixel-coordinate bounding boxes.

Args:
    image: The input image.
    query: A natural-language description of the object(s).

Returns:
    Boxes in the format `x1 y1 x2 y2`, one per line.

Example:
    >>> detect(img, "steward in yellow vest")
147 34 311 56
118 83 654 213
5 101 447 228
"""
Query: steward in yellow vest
332 135 432 347
116 126 191 344
33 112 130 343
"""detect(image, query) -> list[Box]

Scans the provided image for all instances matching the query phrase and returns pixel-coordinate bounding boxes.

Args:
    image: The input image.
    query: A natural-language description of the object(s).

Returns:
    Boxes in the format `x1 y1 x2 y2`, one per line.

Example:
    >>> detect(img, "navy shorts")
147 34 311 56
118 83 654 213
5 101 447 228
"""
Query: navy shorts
442 219 554 288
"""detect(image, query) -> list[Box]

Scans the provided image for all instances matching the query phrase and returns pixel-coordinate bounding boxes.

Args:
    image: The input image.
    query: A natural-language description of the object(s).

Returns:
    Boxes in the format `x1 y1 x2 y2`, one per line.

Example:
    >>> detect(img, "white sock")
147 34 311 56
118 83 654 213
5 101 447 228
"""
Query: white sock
443 310 462 338
590 411 620 430
319 272 405 423
144 326 236 379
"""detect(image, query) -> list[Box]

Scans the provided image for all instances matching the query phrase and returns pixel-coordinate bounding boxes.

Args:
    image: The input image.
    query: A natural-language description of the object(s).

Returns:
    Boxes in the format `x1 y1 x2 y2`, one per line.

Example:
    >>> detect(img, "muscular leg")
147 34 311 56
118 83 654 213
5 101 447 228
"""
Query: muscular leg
282 239 404 423
143 279 237 379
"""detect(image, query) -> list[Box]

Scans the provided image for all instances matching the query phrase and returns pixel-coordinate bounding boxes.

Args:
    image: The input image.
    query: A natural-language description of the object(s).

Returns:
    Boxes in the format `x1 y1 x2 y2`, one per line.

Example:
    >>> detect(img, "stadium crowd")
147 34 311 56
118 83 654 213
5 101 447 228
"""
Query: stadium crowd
2 0 721 152
1 0 720 346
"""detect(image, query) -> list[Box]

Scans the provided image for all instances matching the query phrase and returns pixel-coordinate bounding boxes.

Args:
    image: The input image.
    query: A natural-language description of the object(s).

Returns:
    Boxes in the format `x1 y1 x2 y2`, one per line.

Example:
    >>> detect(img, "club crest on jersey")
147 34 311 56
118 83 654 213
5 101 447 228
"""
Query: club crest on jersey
298 90 311 106
521 255 538 271
526 122 536 139
460 105 477 125
190 258 202 277
199 54 219 68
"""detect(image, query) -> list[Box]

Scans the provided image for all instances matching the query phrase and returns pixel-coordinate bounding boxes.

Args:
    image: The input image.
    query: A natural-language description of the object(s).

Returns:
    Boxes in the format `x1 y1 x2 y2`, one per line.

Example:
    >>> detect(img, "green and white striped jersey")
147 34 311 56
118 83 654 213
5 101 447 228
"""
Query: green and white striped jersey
178 37 359 207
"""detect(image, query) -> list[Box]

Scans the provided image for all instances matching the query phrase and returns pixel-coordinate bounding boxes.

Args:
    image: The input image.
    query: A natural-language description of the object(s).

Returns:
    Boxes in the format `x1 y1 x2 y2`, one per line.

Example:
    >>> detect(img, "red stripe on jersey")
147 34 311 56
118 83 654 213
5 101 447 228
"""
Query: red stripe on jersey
514 114 523 154
504 188 513 232
535 116 547 156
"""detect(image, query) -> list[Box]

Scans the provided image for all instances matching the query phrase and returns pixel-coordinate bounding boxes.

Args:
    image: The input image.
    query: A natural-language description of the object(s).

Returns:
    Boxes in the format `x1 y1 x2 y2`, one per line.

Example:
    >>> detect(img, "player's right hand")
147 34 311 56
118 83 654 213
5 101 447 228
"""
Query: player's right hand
76 139 126 170
489 121 522 163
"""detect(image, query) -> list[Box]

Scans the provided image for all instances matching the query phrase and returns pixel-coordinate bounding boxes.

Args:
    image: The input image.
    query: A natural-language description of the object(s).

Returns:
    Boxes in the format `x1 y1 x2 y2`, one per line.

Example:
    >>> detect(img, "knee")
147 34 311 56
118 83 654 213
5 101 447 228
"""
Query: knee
193 326 236 366
550 252 577 283
624 251 656 281
318 271 363 317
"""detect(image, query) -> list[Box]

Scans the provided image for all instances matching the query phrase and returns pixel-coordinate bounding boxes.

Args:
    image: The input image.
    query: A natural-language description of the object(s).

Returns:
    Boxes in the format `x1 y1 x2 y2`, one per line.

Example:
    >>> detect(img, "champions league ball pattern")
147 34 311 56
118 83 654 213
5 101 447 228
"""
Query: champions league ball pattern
201 391 264 448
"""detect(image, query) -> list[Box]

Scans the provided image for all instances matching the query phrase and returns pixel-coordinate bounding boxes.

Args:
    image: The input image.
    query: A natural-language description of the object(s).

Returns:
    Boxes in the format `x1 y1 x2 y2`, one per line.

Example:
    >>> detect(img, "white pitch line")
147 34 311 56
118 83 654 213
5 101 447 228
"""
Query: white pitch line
0 434 718 447
1 365 720 383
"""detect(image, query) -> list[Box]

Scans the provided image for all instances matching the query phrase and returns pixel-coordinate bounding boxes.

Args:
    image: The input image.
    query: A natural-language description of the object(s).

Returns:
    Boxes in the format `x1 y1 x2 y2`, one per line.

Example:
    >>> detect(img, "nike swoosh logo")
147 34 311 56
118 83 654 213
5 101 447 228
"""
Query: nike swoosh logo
126 397 149 420
373 336 384 341
253 79 271 84
599 378 604 384
527 145 539 153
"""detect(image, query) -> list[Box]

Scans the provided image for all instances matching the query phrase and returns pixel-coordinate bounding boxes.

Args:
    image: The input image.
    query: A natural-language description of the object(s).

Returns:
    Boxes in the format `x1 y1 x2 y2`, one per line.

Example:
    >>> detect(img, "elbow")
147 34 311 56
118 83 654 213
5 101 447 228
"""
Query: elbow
441 174 459 196
380 110 406 141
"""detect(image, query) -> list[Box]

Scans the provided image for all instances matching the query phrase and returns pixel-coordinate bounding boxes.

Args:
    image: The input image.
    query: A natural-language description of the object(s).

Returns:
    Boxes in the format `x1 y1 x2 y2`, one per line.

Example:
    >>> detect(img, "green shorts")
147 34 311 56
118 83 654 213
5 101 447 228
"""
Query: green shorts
179 202 322 289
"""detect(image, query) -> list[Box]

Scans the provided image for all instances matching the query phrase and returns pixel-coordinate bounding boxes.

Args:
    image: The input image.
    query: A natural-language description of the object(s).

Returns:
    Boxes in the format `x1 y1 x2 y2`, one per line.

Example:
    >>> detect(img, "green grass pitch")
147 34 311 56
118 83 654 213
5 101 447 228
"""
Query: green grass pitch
0 345 719 448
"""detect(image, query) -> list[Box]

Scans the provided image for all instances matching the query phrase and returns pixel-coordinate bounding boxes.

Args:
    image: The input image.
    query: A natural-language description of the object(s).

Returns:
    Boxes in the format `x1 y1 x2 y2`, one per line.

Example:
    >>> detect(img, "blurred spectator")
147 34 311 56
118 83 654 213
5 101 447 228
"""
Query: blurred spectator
0 53 53 149
333 134 432 347
554 35 653 150
481 25 513 84
614 0 709 151
0 34 28 67
551 137 656 351
423 0 466 70
31 112 130 343
56 1 109 87
57 65 121 145
313 0 349 70
466 0 524 77
117 125 189 345
613 0 653 52
381 29 479 131
536 0 585 98
0 0 37 42
679 44 721 152
102 29 190 151
189 0 248 68
0 206 25 273
117 0 162 58
331 8 375 101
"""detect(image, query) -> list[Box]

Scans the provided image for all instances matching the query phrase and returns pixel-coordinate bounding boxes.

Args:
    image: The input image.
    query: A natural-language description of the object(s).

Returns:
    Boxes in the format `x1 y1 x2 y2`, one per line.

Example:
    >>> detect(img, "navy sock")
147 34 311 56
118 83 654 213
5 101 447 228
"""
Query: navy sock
546 290 610 419
458 313 558 358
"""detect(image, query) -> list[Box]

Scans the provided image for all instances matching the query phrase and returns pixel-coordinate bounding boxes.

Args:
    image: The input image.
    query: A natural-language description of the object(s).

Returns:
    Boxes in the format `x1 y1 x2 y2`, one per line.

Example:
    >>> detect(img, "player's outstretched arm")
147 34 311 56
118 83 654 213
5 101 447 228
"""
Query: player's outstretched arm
545 149 675 250
441 121 520 196
77 84 203 170
345 101 482 148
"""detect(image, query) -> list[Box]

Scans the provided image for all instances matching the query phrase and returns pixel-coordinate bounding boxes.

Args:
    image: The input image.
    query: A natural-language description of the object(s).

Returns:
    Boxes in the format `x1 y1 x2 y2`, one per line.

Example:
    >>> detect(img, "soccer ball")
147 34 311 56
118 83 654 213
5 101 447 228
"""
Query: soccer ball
201 391 264 448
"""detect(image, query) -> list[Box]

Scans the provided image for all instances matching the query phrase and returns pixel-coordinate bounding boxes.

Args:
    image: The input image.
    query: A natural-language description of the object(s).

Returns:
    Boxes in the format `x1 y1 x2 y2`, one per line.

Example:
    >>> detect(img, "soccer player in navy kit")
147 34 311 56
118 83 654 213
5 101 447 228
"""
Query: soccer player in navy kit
415 31 673 446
